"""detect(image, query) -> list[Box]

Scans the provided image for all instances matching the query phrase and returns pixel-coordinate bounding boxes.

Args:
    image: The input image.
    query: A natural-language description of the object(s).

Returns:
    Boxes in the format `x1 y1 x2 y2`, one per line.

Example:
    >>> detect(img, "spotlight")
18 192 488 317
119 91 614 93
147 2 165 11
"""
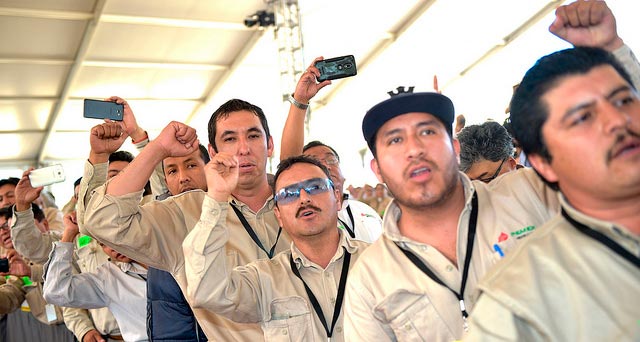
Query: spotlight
244 10 275 28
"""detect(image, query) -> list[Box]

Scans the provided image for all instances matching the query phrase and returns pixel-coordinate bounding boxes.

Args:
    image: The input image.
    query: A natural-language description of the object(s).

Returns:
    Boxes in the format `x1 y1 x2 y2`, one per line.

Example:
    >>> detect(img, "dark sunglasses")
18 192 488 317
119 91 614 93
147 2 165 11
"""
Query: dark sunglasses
274 178 334 205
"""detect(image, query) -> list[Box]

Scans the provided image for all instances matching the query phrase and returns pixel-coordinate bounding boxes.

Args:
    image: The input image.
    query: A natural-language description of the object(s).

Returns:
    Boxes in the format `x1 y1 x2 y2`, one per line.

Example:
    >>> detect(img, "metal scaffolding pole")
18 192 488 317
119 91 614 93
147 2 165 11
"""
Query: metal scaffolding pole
272 0 309 132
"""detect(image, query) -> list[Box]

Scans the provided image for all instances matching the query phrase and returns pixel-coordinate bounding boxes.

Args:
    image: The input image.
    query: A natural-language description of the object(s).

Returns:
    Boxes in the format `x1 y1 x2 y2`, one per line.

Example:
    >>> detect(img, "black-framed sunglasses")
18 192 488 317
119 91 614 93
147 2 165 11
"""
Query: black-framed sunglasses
274 178 334 205
474 158 507 183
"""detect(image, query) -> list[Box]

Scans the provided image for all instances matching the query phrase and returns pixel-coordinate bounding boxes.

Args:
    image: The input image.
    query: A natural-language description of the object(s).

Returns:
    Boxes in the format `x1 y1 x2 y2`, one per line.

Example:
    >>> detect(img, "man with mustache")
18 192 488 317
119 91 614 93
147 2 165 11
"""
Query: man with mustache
78 99 291 341
183 155 368 341
343 1 640 340
281 57 383 242
466 46 640 340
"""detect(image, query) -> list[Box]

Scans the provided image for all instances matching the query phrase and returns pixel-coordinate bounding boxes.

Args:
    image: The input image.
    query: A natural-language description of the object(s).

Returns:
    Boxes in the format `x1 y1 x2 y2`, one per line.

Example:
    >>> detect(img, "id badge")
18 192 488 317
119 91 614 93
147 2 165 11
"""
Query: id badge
21 299 30 312
45 304 58 322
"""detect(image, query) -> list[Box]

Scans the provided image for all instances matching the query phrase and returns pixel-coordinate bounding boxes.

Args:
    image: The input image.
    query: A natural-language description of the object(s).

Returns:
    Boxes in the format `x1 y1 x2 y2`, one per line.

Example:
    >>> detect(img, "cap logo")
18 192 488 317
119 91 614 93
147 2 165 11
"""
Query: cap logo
387 86 415 97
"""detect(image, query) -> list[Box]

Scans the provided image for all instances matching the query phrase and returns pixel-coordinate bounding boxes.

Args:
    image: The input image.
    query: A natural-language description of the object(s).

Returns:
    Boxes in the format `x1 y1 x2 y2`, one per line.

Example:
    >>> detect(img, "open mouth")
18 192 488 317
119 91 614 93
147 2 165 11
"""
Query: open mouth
239 162 255 172
296 205 321 218
409 166 431 178
610 137 640 160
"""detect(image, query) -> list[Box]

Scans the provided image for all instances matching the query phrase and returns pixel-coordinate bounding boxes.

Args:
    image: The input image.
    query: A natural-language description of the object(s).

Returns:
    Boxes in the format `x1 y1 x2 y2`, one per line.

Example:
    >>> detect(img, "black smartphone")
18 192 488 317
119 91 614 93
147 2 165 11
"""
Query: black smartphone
83 99 124 121
315 55 357 82
0 258 9 273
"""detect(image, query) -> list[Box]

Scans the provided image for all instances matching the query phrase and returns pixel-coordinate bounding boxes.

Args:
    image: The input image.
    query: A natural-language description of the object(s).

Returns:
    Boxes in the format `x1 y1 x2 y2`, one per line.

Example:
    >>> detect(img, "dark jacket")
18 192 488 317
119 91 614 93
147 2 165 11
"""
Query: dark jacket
146 267 206 341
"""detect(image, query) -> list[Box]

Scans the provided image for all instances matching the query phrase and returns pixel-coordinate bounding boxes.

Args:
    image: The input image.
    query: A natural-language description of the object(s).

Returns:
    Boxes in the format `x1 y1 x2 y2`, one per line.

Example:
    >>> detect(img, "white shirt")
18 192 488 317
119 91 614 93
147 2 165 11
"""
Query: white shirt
43 242 148 342
338 199 383 243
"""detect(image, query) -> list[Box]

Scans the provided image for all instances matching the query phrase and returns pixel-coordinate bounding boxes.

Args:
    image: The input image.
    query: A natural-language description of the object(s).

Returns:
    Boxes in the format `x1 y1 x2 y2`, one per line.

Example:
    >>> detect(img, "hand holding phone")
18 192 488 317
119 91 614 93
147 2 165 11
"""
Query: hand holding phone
28 164 66 188
83 99 124 121
314 55 357 82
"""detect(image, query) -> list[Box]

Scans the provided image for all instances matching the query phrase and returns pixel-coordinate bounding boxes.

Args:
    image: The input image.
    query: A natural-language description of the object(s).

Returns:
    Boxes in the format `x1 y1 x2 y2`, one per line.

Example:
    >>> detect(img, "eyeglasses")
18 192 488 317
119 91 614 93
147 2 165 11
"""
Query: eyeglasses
309 155 339 165
274 178 334 205
474 158 507 183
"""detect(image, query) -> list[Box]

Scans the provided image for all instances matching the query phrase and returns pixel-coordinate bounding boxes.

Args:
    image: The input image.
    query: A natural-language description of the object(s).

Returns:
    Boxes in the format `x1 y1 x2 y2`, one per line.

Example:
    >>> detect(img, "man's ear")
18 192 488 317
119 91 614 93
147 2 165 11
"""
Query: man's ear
370 159 384 183
208 144 216 158
334 189 343 210
267 136 274 158
452 137 461 161
528 154 559 183
273 205 284 227
506 157 518 172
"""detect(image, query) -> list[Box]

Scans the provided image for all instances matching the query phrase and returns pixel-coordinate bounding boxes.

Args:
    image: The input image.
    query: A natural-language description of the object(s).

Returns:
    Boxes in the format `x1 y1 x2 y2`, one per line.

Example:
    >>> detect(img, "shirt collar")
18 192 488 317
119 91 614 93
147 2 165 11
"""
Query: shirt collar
119 261 148 275
383 171 476 243
559 193 640 245
230 194 275 213
291 229 357 269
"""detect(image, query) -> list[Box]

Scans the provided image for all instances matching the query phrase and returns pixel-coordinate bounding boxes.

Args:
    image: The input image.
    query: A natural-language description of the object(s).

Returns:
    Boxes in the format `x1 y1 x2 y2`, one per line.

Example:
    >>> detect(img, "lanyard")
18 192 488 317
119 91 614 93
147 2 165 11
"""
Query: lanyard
394 192 478 332
231 204 282 259
562 209 640 269
126 271 147 282
338 204 356 238
289 248 351 340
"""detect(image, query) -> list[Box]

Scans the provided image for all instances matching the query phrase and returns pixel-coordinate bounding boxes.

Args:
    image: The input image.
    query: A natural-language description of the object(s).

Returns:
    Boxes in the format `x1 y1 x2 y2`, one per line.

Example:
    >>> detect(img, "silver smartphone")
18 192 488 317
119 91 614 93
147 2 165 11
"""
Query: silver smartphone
29 164 66 187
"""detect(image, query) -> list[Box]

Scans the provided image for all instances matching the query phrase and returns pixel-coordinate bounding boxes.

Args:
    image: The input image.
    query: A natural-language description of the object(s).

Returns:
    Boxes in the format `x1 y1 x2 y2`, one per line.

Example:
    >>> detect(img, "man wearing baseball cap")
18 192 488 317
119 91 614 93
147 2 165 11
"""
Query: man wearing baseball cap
343 2 640 340
343 90 560 341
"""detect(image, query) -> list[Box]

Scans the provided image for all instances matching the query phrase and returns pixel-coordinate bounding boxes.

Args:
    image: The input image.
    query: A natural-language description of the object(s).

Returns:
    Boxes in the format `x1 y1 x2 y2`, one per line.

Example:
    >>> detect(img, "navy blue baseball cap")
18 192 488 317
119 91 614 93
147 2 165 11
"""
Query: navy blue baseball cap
362 92 455 152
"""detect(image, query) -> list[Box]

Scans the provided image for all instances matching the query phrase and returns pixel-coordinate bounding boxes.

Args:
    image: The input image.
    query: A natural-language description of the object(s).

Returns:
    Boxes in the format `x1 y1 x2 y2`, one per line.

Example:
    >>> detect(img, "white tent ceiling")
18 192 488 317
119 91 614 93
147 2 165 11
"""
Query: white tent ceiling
1 0 638 203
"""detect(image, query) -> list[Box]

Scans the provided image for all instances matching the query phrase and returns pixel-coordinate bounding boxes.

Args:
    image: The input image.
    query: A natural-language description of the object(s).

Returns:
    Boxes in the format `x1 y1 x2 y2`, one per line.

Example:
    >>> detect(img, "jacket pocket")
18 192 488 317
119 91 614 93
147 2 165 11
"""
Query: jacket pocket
373 290 448 341
263 296 312 342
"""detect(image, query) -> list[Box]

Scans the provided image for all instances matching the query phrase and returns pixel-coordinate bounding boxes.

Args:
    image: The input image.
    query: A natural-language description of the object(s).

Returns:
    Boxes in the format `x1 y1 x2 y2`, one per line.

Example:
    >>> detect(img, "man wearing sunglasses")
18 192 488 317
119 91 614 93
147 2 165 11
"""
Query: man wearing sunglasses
280 57 383 243
183 155 368 341
457 121 520 183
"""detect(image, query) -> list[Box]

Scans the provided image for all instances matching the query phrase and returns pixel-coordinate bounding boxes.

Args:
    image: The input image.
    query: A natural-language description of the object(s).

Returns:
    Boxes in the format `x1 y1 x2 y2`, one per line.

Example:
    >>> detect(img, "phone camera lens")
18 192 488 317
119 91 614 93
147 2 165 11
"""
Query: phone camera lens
337 64 343 70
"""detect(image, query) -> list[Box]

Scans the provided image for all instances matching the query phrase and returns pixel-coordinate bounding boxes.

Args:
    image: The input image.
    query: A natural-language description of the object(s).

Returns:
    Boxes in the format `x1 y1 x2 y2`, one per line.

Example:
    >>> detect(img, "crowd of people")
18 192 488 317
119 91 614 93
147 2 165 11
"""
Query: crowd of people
0 1 637 341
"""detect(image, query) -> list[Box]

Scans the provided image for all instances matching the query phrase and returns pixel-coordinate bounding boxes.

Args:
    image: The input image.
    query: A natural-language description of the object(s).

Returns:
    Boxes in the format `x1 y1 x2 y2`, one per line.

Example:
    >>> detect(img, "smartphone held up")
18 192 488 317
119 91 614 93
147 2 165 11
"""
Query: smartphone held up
83 99 124 121
29 164 66 188
315 55 357 82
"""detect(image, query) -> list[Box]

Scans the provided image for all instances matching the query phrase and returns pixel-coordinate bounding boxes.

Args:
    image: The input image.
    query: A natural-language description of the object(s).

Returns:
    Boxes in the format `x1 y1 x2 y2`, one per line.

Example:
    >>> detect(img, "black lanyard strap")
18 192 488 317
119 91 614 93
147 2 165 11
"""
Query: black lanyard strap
338 204 356 238
562 209 640 269
394 192 478 330
126 271 147 282
231 204 282 259
289 247 351 339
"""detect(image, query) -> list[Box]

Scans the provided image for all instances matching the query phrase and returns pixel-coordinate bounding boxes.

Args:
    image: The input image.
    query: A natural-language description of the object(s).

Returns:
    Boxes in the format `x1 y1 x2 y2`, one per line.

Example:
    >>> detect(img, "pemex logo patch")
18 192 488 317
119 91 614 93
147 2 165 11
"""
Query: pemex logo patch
494 227 536 258
510 225 536 239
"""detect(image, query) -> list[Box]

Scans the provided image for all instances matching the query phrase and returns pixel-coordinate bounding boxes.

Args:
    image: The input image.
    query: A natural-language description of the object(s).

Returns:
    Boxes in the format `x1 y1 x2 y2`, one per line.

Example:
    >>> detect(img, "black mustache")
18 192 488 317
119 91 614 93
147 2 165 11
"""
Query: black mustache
607 128 640 162
296 205 322 218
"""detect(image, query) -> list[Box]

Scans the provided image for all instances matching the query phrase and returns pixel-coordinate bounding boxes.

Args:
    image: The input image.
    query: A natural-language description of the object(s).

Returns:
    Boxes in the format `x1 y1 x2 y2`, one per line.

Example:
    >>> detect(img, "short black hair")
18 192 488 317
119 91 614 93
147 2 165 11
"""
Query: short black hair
457 121 514 172
109 151 135 163
510 46 633 162
161 144 210 175
0 177 19 188
73 177 82 189
0 206 10 220
207 99 271 152
302 141 340 161
0 203 45 223
273 155 332 200
198 144 210 164
31 203 45 223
